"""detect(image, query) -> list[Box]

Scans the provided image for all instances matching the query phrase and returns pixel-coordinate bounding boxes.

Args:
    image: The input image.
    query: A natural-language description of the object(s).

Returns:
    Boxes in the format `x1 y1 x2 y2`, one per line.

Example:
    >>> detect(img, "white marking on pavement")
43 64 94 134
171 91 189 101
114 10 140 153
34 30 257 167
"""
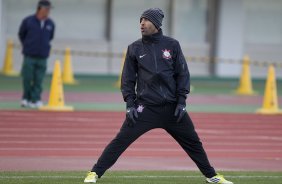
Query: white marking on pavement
0 175 282 179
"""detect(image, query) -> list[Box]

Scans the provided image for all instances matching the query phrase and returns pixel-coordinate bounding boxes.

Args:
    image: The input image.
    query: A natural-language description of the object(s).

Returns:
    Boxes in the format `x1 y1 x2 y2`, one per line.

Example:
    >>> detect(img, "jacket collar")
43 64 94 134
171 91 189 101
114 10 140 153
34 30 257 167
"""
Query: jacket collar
142 29 163 43
32 14 48 22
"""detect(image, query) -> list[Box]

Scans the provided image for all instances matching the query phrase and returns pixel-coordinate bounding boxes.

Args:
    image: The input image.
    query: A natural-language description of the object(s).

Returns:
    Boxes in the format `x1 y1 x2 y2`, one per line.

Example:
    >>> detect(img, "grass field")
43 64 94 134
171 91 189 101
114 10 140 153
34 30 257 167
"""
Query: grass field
1 171 282 184
1 75 279 94
1 75 282 112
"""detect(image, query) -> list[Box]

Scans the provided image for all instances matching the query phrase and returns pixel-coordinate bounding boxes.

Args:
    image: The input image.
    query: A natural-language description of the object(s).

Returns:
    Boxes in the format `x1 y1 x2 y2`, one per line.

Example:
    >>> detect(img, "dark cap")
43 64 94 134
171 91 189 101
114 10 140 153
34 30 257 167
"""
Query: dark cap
140 8 164 30
37 0 52 9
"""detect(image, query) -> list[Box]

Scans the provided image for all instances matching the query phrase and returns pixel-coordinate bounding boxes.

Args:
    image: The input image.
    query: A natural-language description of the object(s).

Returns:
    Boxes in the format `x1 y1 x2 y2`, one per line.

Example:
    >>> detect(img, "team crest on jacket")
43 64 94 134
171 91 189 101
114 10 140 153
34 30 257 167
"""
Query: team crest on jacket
46 25 52 31
162 49 172 59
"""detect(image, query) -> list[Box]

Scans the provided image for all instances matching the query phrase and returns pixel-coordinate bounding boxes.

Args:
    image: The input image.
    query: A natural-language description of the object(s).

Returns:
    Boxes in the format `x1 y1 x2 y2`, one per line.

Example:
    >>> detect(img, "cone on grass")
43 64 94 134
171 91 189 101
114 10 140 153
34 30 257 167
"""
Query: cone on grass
114 49 127 88
256 65 282 114
235 55 255 95
1 40 19 76
62 47 78 85
40 60 73 111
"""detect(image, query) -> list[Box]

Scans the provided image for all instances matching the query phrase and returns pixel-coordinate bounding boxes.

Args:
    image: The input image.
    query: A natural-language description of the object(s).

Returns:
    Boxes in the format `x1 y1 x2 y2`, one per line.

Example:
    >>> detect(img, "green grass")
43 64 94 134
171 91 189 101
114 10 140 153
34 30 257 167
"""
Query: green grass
0 101 259 113
1 74 282 94
0 171 282 184
1 75 282 112
0 75 119 92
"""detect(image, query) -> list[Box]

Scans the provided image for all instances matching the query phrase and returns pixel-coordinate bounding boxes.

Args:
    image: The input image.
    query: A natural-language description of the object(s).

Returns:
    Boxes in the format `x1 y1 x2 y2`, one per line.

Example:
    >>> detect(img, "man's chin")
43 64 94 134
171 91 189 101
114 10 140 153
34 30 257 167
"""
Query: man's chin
141 32 148 36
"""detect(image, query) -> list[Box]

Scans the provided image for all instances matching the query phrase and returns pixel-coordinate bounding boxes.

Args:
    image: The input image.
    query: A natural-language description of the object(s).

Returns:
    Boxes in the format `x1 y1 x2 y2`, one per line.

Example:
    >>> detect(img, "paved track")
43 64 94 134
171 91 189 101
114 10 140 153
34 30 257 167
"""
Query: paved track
0 111 281 171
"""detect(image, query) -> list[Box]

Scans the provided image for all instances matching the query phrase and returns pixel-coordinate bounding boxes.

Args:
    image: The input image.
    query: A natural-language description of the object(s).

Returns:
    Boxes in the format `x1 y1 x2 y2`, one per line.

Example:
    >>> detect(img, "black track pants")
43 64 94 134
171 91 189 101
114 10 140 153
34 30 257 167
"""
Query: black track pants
91 103 216 178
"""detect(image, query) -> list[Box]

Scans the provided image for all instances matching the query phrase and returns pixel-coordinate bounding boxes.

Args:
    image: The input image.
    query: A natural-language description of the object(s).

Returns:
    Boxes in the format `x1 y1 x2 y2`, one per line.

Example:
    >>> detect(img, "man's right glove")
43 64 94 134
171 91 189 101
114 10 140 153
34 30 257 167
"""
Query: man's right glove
174 104 186 123
126 107 138 127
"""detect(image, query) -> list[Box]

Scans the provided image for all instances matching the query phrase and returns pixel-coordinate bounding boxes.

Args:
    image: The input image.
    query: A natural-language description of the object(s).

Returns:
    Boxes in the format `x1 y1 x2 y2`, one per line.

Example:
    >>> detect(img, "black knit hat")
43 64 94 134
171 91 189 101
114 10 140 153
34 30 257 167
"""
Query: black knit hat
140 8 164 30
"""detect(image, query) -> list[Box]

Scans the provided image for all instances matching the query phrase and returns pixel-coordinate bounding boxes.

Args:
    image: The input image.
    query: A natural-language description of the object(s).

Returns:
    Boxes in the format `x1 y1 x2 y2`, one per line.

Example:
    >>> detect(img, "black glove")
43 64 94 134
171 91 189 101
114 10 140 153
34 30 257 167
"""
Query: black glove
174 104 186 123
126 107 138 127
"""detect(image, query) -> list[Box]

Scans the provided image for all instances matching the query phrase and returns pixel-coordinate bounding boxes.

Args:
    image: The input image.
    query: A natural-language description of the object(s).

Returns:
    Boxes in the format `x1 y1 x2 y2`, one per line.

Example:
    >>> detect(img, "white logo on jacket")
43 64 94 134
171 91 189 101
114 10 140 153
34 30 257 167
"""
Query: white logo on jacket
137 105 144 113
139 54 146 59
46 25 52 31
162 49 172 59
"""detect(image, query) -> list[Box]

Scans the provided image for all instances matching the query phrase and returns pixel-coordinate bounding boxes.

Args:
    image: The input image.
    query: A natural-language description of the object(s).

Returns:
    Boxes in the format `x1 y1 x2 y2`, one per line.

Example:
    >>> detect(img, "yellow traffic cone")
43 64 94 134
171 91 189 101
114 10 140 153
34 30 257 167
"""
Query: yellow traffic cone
40 60 73 111
62 47 78 85
114 49 127 88
256 65 282 114
190 85 194 92
1 40 19 76
235 55 255 95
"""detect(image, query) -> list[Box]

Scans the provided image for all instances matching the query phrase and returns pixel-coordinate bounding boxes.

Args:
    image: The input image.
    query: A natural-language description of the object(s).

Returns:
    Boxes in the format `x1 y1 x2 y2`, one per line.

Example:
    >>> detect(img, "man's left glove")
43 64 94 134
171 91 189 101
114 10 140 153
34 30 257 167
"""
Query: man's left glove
174 104 186 123
126 107 138 127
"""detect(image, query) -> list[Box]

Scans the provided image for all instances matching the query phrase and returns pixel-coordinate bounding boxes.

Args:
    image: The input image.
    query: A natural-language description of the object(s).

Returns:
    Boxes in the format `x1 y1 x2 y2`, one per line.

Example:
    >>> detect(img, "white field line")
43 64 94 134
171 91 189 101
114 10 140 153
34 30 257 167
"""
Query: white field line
0 140 281 146
1 134 282 141
1 128 280 132
0 148 281 153
0 175 282 179
0 116 120 122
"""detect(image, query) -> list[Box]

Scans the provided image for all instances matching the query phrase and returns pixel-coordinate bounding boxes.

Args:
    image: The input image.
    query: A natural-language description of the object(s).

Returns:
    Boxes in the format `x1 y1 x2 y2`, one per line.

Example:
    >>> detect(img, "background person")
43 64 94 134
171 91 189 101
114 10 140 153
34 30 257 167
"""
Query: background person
18 0 55 108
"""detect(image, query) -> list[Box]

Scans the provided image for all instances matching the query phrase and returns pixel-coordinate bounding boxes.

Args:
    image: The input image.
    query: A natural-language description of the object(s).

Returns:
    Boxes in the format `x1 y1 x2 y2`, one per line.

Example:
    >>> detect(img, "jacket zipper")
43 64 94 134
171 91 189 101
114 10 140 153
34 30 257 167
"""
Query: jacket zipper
39 20 43 56
152 43 158 71
152 43 167 102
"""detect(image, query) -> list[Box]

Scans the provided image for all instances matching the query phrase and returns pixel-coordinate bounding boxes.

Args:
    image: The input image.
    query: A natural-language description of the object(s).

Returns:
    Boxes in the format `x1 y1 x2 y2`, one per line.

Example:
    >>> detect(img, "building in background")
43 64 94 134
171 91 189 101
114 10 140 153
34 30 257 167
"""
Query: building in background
0 0 281 78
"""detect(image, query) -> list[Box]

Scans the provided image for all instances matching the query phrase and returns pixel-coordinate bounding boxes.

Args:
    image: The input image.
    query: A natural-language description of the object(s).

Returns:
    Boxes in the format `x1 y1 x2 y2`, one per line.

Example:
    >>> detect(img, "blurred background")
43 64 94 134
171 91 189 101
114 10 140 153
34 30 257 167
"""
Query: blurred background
0 1 282 179
0 0 282 78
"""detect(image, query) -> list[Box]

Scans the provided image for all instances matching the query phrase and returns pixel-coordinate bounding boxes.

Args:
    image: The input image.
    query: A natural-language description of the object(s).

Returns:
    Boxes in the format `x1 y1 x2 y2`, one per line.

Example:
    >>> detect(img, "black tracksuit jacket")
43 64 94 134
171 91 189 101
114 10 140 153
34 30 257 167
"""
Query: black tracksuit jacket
121 30 190 107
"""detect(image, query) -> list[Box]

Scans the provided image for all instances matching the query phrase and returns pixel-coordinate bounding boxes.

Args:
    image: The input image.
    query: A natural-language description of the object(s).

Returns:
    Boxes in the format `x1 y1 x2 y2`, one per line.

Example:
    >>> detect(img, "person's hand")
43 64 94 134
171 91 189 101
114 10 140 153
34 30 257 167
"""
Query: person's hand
126 107 138 127
174 104 186 123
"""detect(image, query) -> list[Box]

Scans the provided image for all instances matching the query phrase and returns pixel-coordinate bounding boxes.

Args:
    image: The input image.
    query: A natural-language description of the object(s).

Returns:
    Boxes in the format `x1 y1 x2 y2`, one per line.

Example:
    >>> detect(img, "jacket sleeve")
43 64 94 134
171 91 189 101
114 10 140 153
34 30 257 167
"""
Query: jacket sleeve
18 18 28 44
174 41 190 105
121 45 138 108
50 21 55 41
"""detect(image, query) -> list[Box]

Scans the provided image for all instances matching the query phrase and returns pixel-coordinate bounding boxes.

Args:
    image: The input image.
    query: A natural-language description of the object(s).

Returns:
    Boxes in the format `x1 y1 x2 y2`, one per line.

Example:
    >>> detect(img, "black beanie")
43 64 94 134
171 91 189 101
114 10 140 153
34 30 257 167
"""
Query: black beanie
140 8 164 30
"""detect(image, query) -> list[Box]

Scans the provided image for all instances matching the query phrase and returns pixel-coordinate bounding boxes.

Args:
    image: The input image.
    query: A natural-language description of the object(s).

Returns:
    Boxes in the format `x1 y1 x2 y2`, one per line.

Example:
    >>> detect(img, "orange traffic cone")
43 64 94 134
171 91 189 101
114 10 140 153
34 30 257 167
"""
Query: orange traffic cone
1 40 19 76
256 65 282 114
40 60 73 111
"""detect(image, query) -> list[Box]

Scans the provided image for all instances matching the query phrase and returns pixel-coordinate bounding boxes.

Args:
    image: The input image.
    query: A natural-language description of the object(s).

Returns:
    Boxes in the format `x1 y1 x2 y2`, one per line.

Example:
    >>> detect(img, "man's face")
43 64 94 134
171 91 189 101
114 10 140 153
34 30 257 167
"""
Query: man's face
38 7 50 19
140 18 158 36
